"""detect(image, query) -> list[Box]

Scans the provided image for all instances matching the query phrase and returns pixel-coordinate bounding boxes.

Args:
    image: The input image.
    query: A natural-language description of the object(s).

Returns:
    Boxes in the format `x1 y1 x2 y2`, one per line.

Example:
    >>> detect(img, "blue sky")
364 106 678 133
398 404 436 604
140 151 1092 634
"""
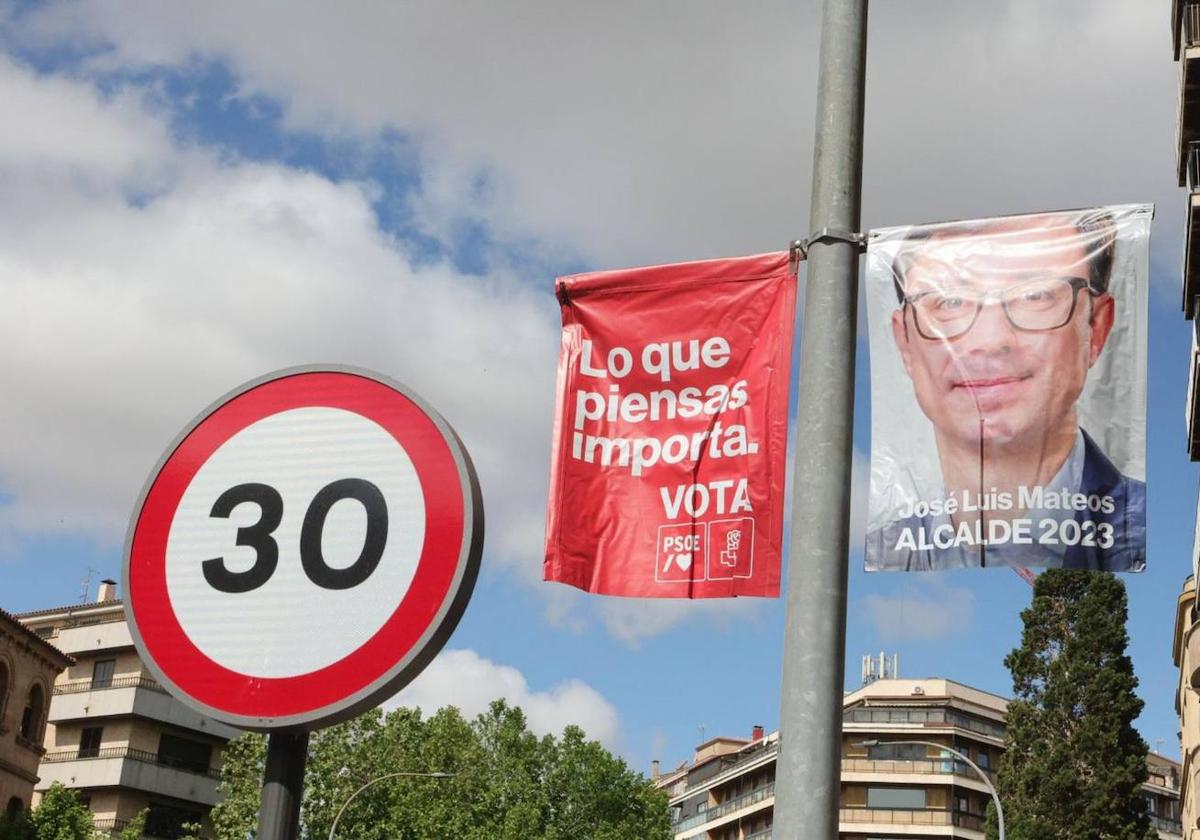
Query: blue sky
0 0 1191 774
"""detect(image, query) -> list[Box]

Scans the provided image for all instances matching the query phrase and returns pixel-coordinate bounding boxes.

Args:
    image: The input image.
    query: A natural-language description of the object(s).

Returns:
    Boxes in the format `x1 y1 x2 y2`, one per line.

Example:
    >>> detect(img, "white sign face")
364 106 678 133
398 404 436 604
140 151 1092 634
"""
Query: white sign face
165 407 425 678
124 367 483 731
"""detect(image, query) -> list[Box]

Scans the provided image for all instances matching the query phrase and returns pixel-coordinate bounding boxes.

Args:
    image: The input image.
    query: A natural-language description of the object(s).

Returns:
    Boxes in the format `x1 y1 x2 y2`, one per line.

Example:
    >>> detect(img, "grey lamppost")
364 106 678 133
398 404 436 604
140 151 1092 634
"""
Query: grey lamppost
857 739 1004 840
327 770 456 840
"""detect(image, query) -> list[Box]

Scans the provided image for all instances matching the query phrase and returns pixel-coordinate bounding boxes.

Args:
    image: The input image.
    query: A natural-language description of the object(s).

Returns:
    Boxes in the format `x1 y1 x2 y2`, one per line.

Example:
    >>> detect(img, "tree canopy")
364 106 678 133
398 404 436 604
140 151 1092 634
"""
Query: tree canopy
989 569 1154 840
211 700 671 840
0 783 145 840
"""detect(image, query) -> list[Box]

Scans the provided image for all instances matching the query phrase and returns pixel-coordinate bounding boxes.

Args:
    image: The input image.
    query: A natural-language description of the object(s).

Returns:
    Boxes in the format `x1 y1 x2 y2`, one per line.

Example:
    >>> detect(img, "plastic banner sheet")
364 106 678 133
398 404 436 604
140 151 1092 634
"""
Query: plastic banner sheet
544 252 797 597
864 204 1151 572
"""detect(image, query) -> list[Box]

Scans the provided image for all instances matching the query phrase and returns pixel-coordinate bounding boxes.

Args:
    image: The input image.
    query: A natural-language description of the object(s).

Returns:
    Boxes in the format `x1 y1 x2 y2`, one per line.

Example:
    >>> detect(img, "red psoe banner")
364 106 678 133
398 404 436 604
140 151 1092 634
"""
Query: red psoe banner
544 252 797 598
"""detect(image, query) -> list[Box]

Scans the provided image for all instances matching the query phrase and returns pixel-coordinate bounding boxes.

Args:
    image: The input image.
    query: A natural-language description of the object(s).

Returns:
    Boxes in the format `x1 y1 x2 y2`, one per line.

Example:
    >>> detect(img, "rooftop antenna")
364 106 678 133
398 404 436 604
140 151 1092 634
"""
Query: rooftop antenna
698 725 707 745
861 652 899 686
79 567 99 603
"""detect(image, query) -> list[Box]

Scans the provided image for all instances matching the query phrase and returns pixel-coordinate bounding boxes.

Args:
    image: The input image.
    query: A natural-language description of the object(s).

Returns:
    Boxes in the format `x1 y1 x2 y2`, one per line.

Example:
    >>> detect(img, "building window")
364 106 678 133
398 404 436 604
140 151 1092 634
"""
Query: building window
157 733 213 775
956 795 970 813
78 727 103 759
977 748 990 769
19 684 44 743
866 787 927 810
868 743 927 761
0 661 9 727
145 802 204 840
5 797 22 821
91 659 115 690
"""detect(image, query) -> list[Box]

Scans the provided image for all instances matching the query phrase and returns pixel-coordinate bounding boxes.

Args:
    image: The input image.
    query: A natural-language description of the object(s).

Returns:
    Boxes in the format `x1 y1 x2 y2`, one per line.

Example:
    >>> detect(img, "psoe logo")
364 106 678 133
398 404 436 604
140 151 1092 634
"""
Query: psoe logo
655 523 707 583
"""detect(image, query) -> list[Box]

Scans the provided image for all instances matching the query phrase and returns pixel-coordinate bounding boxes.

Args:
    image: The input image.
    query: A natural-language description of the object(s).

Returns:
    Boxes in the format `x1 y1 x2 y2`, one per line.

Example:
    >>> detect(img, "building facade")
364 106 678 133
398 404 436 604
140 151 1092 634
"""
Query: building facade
1174 576 1200 838
656 678 1182 840
1171 0 1200 835
15 582 240 839
0 607 72 820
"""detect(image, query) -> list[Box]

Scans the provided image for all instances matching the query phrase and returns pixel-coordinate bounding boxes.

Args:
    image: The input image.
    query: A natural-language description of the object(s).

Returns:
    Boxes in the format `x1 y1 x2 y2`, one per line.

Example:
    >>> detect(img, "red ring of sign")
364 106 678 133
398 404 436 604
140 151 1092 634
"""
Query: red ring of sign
128 371 465 720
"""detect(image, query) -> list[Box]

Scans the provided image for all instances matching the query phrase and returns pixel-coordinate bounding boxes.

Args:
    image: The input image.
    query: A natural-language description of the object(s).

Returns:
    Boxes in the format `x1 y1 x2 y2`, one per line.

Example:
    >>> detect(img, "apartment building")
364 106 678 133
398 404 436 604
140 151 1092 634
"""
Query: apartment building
0 608 72 819
656 677 1182 840
1170 0 1200 835
14 582 240 839
1174 576 1200 838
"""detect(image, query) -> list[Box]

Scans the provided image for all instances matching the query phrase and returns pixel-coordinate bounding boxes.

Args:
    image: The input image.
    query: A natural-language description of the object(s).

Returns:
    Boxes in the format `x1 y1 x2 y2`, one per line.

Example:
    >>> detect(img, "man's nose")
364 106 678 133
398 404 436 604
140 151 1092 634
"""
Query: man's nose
961 298 1015 352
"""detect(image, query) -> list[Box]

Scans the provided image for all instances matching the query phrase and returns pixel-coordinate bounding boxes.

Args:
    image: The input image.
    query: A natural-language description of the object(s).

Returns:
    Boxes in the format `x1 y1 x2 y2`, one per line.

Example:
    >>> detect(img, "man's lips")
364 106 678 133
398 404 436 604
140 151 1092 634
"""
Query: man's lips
950 374 1032 391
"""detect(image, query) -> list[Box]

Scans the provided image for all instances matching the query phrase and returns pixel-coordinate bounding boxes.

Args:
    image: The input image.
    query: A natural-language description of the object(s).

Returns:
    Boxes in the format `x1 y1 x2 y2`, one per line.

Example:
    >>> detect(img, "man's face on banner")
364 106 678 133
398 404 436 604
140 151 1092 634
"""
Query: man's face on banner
890 219 1115 449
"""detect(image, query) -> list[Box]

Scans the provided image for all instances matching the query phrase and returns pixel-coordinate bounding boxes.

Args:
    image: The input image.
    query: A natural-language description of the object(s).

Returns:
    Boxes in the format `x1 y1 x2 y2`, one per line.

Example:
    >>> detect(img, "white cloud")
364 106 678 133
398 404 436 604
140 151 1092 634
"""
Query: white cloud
0 57 557 590
10 0 1180 274
386 649 620 748
863 582 975 642
0 1 802 266
0 53 176 189
594 596 767 649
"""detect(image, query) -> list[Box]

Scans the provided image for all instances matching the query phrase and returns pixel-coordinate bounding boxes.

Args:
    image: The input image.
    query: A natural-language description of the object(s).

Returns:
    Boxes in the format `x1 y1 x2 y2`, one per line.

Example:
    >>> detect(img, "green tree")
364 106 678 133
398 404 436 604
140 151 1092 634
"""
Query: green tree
0 810 34 840
115 810 146 840
212 701 670 840
176 817 205 840
0 790 147 840
0 783 95 840
989 569 1154 840
209 730 267 840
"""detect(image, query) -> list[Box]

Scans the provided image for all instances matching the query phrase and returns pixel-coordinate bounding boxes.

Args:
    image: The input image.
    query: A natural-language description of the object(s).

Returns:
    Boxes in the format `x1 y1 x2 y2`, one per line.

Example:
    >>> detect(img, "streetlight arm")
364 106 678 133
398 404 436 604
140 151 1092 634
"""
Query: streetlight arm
327 771 455 840
854 739 1003 840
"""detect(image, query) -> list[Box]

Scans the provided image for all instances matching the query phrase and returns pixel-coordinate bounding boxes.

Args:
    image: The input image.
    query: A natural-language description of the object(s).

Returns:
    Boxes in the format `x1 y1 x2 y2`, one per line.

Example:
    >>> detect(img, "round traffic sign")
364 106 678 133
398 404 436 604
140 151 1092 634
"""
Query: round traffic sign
123 367 483 730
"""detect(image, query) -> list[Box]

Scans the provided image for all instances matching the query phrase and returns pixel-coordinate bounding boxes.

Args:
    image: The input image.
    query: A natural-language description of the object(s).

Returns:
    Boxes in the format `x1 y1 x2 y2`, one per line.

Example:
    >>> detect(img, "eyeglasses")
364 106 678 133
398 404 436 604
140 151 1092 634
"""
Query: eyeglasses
903 276 1096 341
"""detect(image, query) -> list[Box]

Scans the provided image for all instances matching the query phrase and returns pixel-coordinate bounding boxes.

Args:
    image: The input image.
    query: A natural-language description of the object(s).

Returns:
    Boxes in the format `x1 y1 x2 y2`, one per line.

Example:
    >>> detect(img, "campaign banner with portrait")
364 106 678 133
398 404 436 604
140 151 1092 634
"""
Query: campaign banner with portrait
864 204 1151 572
544 252 797 597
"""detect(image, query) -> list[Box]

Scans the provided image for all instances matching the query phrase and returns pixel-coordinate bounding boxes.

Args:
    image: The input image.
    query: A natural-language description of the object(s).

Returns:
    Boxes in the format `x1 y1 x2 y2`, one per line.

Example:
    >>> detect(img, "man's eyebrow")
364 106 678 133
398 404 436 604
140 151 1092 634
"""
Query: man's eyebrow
905 271 980 292
907 266 1067 290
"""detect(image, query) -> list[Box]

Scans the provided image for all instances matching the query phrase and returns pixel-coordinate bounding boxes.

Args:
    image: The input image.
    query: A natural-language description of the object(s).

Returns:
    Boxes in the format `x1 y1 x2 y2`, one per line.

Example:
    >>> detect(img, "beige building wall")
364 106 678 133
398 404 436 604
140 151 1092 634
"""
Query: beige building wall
1173 576 1199 838
0 608 71 820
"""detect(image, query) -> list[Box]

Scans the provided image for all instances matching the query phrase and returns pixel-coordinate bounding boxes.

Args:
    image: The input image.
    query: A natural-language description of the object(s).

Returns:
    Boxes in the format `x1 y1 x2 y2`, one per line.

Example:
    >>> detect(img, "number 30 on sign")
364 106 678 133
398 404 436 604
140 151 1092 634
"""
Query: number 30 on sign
123 367 483 731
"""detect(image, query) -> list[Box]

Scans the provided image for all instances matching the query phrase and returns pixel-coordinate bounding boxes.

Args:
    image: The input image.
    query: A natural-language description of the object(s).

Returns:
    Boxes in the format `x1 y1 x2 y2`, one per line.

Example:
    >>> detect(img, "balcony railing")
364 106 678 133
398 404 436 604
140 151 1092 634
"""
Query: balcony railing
41 746 220 779
1188 2 1200 49
840 807 985 831
668 739 778 802
27 612 127 640
841 756 995 783
1149 812 1183 834
54 674 167 696
1191 321 1200 455
93 814 215 840
671 782 775 832
843 706 1006 740
744 830 772 840
91 818 131 833
1188 143 1200 193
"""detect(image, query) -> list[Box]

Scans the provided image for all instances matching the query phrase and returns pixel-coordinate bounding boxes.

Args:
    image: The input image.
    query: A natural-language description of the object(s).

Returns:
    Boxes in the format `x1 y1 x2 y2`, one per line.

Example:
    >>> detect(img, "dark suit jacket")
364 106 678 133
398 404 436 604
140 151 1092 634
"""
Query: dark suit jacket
1061 430 1145 571
865 429 1145 572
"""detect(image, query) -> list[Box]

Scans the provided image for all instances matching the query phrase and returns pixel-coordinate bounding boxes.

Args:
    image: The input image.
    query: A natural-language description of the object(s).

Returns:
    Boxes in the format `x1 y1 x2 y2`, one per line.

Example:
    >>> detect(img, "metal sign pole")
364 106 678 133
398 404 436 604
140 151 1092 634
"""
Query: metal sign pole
774 0 868 837
257 731 310 840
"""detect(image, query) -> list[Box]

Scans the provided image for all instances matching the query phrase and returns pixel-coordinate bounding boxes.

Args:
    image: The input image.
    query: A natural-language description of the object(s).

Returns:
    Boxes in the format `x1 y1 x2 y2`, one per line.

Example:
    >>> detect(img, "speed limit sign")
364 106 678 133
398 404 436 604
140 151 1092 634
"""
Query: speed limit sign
123 367 483 730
